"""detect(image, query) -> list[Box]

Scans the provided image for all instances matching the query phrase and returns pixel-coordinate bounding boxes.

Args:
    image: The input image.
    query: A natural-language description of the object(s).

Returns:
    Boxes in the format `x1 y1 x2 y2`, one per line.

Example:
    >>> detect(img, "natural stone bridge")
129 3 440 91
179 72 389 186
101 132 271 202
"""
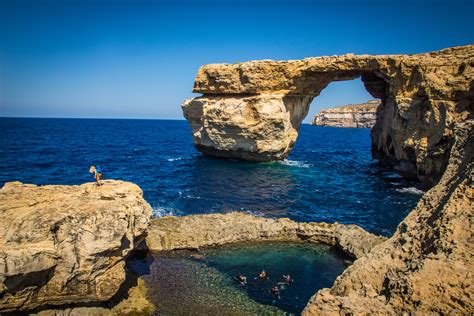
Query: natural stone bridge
182 45 473 186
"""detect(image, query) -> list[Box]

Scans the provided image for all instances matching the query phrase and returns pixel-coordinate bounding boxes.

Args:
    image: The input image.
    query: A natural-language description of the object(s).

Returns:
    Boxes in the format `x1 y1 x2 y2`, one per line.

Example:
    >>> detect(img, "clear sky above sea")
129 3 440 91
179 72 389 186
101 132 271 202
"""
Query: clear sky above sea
1 0 473 122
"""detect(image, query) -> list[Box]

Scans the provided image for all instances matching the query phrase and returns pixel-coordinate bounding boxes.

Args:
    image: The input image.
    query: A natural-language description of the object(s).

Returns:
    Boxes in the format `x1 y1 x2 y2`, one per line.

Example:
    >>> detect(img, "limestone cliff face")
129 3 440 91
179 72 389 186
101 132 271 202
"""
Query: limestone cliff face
182 45 473 185
303 120 473 315
0 180 152 312
312 100 380 128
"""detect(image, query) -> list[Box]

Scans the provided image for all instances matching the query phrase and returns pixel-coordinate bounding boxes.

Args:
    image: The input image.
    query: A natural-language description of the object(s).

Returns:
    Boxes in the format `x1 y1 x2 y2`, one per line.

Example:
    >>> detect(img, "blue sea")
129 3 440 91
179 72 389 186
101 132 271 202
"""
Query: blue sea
0 118 423 236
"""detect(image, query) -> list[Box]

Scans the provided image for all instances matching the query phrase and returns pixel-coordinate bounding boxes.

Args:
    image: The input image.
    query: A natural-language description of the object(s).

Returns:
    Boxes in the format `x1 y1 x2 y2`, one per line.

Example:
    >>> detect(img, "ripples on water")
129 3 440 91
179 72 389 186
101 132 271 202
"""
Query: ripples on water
0 118 423 236
128 242 351 315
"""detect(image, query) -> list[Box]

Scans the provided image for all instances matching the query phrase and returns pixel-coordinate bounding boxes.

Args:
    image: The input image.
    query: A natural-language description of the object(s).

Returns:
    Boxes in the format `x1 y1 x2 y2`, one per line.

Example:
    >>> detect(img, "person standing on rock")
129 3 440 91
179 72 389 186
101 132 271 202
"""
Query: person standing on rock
89 165 103 186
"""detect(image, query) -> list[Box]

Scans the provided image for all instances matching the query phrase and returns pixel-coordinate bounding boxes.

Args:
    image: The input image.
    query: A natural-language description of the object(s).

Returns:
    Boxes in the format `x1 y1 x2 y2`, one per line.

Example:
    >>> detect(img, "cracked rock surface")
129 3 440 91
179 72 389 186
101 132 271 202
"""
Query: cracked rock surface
303 121 473 315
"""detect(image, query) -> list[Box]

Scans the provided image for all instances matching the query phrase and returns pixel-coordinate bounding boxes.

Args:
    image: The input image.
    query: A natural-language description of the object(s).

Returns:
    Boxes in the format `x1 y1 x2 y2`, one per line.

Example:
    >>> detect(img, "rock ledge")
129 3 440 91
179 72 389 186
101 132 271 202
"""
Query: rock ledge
147 212 385 259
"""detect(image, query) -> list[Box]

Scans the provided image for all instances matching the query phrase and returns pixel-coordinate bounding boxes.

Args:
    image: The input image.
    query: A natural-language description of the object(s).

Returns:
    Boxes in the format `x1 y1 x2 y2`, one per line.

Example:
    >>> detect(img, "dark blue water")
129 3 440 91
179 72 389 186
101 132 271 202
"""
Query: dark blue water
0 118 423 236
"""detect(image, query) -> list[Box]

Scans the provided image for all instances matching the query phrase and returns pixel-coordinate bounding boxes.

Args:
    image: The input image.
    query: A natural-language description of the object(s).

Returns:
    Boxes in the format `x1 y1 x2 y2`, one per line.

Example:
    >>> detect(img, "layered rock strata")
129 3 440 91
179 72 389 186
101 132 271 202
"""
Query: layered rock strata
0 180 152 312
182 45 474 185
312 100 380 128
303 120 473 315
146 212 386 259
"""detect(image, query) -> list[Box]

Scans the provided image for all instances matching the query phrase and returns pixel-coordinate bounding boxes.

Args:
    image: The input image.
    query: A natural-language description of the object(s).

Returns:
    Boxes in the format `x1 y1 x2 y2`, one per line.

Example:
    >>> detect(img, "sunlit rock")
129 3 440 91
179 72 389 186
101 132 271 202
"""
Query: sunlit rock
0 180 152 312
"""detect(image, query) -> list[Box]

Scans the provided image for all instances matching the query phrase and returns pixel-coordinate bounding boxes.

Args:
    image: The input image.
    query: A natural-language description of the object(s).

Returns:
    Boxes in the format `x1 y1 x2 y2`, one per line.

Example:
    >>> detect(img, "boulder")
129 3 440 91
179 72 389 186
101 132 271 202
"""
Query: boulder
0 180 152 312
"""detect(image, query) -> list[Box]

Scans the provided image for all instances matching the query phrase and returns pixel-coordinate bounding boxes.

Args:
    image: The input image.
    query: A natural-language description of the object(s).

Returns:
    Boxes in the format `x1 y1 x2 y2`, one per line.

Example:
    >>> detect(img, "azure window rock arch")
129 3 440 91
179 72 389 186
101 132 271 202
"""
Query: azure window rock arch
182 45 474 186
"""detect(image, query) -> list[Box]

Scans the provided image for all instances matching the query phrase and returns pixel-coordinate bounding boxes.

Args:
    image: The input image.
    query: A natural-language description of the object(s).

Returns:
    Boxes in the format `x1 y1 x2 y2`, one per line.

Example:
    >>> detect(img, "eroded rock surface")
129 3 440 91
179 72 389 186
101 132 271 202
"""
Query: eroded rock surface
182 45 473 185
0 180 152 312
146 212 386 259
312 100 380 128
303 120 474 315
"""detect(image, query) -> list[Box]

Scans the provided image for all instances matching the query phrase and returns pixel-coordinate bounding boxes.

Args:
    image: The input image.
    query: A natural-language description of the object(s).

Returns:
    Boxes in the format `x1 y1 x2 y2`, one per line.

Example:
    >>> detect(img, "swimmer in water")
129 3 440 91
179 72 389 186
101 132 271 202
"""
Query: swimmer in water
259 270 267 279
282 274 293 284
271 285 281 299
234 273 247 285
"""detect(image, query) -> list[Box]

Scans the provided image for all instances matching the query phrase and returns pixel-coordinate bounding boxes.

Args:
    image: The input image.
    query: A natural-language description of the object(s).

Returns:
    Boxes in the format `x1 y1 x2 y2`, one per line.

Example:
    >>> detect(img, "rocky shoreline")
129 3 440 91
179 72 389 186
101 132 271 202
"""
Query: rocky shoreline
0 184 384 314
303 120 473 315
1 45 472 314
146 212 385 258
311 100 380 128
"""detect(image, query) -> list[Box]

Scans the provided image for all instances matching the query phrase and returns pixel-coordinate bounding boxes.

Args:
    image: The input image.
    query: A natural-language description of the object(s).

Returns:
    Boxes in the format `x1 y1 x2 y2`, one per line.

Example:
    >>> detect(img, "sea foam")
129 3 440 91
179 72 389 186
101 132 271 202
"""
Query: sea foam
153 207 180 217
279 159 312 168
395 187 424 195
166 157 183 162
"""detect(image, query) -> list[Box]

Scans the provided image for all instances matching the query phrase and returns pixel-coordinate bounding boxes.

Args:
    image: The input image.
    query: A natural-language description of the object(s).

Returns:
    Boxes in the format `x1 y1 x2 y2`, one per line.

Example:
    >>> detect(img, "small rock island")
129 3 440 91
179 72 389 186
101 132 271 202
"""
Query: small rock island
311 100 380 128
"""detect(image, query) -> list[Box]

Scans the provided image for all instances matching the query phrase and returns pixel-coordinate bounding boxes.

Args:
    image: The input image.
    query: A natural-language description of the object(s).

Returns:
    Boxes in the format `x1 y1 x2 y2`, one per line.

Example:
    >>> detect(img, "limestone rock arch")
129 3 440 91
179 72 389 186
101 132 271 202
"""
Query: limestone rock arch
182 45 473 185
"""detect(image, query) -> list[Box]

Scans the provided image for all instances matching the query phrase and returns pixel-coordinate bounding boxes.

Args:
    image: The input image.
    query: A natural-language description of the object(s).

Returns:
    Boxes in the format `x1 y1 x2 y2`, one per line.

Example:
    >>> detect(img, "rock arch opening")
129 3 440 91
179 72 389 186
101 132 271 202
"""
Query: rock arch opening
183 69 389 162
278 70 390 134
303 77 382 126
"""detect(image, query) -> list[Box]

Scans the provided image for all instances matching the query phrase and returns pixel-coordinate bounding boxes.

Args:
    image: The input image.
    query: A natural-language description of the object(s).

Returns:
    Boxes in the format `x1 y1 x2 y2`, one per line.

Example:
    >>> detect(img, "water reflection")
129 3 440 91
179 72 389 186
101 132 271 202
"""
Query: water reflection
181 157 296 215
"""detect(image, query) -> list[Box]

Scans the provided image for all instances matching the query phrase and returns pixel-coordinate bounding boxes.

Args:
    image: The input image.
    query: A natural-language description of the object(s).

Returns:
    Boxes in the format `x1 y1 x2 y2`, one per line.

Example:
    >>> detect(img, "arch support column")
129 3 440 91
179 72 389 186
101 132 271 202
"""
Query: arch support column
182 93 313 161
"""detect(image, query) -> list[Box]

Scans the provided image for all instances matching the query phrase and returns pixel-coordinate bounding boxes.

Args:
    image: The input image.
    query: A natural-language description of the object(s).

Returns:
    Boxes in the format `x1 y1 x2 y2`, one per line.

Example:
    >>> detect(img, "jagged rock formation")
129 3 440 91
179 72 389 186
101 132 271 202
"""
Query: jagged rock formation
32 277 155 316
0 180 152 312
303 120 473 315
182 45 473 185
312 100 380 128
146 212 386 259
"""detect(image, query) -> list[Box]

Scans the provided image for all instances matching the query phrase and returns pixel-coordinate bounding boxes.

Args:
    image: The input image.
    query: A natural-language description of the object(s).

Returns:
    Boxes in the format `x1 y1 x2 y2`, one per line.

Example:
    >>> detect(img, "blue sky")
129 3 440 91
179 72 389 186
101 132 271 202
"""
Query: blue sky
1 0 473 122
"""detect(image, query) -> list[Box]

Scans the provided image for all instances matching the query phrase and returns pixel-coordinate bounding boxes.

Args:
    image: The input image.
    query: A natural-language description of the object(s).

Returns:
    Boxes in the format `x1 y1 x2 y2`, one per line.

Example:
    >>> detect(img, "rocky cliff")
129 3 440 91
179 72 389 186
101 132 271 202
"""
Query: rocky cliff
303 120 473 315
312 100 380 128
182 45 473 185
0 180 152 312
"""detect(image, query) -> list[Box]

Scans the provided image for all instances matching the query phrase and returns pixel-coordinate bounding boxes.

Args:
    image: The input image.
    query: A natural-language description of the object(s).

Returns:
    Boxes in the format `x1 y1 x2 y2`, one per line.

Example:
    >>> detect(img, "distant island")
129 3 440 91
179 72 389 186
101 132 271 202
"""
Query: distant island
311 100 380 128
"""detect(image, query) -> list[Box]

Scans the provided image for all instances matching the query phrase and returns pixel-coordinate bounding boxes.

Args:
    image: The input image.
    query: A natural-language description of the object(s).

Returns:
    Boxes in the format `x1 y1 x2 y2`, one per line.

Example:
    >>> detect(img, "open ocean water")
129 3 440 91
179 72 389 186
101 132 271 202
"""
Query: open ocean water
0 118 423 236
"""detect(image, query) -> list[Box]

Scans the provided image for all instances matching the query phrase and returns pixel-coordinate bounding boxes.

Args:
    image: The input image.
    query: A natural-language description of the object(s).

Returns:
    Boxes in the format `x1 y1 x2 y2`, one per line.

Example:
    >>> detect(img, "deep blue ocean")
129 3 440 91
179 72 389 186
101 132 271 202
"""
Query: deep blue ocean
0 118 423 236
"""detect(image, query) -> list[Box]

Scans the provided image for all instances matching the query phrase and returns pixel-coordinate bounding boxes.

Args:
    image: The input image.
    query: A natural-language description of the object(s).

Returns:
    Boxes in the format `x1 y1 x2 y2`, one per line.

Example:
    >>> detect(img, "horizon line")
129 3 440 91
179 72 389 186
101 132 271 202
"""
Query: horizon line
0 116 188 120
0 116 317 124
